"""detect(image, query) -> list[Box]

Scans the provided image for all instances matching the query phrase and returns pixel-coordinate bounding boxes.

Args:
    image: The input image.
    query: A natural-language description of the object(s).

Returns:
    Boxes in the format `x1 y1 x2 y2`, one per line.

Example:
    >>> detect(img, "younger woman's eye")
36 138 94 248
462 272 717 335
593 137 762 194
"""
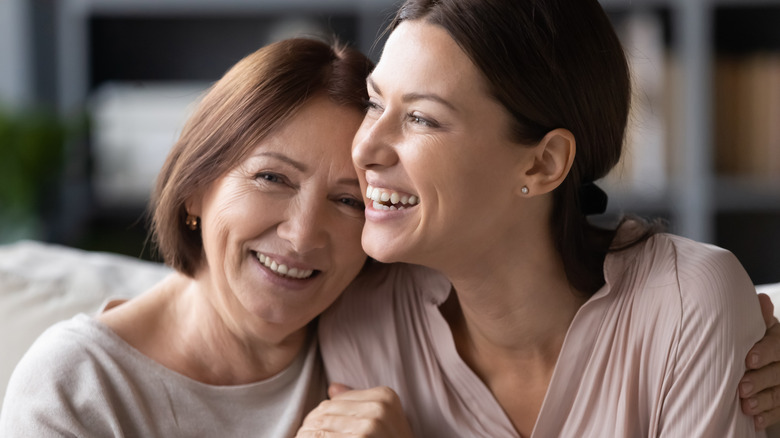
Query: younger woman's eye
409 113 438 128
364 98 383 113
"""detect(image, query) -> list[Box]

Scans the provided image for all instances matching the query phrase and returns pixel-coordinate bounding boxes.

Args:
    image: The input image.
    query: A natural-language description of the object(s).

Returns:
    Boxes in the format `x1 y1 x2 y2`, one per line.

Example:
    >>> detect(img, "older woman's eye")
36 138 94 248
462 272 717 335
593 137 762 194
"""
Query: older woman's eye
339 197 365 211
256 172 284 184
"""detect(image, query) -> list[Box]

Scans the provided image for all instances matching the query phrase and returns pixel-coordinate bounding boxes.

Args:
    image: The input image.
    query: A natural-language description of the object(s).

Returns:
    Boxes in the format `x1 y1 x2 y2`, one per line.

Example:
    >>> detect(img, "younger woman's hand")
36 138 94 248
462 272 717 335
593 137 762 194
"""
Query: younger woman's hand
296 383 414 438
741 293 780 430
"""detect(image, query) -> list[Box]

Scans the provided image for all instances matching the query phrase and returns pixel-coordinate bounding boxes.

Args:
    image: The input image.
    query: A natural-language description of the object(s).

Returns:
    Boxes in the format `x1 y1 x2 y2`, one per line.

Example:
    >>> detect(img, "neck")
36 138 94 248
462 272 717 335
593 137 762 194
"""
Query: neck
170 276 309 385
437 230 587 437
437 222 586 362
114 272 309 386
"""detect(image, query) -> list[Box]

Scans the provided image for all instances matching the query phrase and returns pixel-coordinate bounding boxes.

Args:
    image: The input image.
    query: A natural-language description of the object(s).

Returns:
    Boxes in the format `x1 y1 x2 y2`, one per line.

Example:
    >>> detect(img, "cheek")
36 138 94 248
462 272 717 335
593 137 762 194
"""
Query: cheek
405 146 465 204
201 190 271 260
432 140 512 194
334 220 368 273
200 213 239 271
218 188 274 231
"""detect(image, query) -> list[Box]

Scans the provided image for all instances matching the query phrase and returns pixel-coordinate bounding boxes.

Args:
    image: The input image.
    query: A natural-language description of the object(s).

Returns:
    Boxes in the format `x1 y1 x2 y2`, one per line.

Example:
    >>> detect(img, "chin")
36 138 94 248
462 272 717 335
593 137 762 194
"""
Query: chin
361 234 406 264
254 304 315 331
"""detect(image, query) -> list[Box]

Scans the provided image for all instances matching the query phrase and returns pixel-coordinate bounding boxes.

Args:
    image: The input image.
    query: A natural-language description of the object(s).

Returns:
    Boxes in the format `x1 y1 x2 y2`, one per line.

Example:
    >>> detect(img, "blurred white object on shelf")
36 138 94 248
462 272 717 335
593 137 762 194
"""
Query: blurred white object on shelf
88 82 208 207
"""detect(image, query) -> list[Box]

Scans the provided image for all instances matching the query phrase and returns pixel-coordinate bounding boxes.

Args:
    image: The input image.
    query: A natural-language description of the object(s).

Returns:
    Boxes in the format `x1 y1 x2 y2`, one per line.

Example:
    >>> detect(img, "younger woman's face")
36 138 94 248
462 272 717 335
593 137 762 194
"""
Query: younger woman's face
352 20 533 269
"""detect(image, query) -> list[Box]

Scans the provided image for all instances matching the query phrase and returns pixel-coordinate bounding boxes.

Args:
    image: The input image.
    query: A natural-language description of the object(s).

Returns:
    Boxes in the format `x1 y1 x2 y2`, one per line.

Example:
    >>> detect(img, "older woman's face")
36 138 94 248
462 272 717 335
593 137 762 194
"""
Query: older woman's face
352 20 532 269
192 95 367 335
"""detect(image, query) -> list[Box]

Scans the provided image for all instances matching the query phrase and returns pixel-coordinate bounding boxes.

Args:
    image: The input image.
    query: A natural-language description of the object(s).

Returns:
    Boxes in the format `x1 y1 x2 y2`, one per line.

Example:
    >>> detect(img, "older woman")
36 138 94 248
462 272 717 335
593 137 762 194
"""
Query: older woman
305 1 771 437
0 38 372 437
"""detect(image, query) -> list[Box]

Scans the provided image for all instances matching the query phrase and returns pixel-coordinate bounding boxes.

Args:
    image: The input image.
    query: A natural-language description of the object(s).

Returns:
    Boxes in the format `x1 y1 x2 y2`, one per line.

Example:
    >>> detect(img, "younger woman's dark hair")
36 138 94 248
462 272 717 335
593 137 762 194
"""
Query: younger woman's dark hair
392 0 659 294
150 38 373 276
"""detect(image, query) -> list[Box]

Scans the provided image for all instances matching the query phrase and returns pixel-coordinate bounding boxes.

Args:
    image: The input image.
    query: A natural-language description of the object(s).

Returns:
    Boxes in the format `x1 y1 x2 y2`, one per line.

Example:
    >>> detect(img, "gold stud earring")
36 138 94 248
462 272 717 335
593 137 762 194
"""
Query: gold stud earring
521 186 529 195
185 214 199 230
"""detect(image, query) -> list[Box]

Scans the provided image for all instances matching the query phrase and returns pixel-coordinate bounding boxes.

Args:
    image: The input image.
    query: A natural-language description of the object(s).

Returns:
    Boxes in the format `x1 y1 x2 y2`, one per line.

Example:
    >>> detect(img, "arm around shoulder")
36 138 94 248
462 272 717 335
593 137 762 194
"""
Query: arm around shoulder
659 239 765 437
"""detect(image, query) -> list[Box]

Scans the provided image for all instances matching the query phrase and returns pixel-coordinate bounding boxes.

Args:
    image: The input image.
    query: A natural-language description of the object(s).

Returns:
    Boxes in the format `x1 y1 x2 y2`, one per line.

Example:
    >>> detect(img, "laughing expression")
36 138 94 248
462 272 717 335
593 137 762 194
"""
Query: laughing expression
190 95 367 335
351 20 533 271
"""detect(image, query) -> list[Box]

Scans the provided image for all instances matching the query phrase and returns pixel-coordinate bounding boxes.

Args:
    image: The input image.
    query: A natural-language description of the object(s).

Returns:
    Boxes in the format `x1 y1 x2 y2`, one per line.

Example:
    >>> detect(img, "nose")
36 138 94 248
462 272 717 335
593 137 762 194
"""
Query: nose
352 115 399 171
277 197 328 254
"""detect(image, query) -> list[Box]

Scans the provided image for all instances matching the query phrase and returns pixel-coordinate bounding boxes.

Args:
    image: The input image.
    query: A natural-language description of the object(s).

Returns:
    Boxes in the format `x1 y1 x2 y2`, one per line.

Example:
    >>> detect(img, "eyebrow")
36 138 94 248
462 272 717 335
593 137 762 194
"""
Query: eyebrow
337 178 362 188
367 76 458 112
255 152 360 188
256 151 307 172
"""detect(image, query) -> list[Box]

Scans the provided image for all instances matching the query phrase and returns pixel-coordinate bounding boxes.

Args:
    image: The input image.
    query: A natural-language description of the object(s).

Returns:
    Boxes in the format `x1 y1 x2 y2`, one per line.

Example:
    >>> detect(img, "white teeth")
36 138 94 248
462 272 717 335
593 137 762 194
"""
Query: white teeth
256 253 314 279
365 185 420 208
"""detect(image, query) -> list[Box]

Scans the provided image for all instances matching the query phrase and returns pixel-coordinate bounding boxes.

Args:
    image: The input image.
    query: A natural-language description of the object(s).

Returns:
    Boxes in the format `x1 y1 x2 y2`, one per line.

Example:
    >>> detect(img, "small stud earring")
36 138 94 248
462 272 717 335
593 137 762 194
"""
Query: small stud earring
185 214 199 230
521 186 529 195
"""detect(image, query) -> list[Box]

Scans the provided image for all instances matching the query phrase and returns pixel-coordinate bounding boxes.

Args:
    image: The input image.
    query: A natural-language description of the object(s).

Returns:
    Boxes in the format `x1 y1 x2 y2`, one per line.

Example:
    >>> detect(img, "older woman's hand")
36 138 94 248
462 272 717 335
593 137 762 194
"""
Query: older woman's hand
297 384 414 438
741 293 780 430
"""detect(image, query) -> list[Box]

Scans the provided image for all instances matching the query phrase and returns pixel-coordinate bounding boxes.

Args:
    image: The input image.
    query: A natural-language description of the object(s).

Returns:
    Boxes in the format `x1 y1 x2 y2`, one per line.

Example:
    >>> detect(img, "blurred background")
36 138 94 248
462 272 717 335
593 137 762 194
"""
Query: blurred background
0 0 778 284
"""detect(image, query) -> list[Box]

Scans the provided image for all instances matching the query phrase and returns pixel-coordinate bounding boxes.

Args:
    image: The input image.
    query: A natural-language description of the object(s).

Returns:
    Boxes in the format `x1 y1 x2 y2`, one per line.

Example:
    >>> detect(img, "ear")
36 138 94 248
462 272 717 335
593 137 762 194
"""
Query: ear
185 189 205 218
519 128 575 196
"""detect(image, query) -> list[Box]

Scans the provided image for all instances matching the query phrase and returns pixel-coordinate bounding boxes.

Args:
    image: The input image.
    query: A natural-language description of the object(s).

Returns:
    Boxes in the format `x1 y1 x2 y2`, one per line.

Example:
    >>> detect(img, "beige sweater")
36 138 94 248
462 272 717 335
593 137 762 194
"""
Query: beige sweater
0 314 325 437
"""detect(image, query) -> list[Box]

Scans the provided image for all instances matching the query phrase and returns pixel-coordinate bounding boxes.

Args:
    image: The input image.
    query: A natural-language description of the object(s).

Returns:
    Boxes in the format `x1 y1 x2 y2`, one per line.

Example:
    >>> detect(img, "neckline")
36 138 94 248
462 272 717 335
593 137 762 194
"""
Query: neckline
421 245 632 436
77 313 313 394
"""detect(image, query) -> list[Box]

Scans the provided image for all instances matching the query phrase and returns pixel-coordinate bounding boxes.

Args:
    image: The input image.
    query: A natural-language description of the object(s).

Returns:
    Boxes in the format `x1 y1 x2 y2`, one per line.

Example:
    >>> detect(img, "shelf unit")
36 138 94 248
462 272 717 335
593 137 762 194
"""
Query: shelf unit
601 0 780 242
51 0 779 282
52 0 402 258
54 0 399 114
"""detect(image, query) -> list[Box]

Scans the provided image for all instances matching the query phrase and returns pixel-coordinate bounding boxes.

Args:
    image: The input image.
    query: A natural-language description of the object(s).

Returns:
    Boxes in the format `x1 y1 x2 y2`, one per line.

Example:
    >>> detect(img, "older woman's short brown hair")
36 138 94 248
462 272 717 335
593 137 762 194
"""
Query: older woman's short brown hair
150 38 373 276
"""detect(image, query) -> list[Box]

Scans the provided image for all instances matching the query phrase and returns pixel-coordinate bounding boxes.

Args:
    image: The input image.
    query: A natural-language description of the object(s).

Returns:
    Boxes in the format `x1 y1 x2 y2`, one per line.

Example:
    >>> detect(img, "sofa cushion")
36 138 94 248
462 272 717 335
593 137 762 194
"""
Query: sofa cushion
0 240 170 411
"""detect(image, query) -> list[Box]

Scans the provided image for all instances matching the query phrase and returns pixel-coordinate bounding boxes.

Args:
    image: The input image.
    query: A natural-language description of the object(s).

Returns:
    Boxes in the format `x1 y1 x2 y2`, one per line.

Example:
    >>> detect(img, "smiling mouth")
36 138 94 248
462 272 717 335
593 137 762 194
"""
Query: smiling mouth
366 185 420 211
255 252 318 280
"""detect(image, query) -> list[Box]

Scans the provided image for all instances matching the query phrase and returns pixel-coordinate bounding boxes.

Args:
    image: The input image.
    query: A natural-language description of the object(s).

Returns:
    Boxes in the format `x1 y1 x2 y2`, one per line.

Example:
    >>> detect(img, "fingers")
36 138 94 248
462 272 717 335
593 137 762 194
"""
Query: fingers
755 407 780 431
297 410 379 437
741 362 780 399
295 429 342 438
741 363 780 430
758 293 776 329
328 383 352 399
297 386 412 438
742 384 780 430
742 377 780 412
308 397 388 420
329 385 399 403
745 320 780 370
